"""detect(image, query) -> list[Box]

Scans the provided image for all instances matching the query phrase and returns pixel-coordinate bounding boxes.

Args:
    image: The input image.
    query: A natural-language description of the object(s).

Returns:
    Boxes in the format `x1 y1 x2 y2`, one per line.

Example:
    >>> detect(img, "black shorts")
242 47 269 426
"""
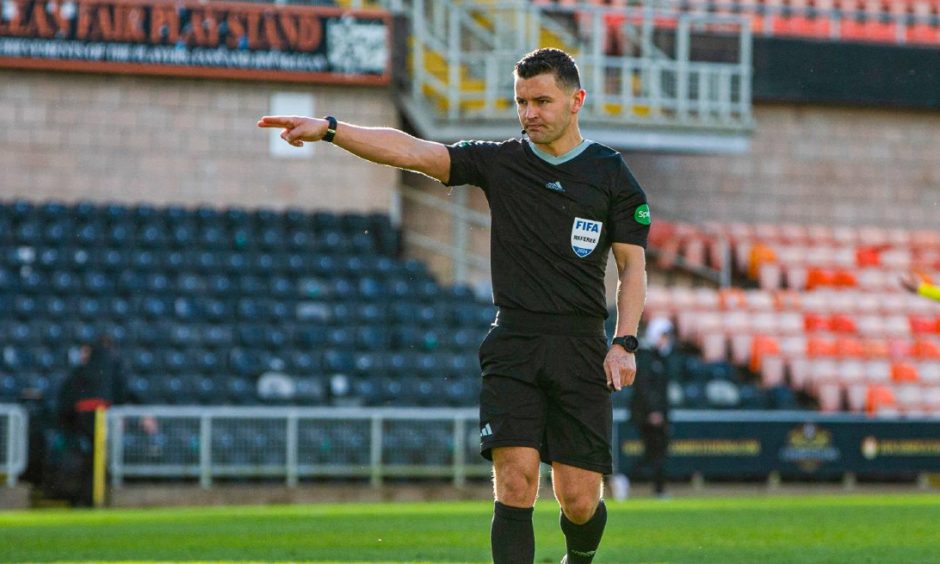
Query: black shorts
477 309 613 475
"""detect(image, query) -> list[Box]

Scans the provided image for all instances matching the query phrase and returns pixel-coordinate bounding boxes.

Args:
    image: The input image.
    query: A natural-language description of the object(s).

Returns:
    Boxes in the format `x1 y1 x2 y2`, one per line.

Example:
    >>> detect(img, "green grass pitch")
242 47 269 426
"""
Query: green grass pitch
1 494 939 563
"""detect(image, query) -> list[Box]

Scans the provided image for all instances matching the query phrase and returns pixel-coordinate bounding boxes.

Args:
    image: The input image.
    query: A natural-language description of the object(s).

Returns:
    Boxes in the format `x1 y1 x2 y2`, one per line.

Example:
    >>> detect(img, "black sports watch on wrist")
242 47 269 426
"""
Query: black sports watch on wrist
612 335 639 353
323 115 337 143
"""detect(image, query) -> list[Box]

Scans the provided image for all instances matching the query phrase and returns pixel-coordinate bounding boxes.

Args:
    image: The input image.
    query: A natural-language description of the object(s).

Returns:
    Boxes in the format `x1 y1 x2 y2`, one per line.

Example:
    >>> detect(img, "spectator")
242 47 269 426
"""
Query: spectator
53 336 130 506
900 272 940 302
629 316 675 498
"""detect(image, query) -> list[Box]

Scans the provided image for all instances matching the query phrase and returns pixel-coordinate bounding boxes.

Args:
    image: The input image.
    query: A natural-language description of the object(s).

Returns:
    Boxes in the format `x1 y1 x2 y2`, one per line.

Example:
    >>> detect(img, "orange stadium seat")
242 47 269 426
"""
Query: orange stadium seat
749 334 781 372
861 338 890 359
804 313 832 332
807 335 838 357
911 339 940 359
832 269 858 288
830 314 858 333
806 267 836 290
834 336 867 358
909 315 938 335
855 245 882 267
865 384 897 416
891 361 920 383
748 243 778 280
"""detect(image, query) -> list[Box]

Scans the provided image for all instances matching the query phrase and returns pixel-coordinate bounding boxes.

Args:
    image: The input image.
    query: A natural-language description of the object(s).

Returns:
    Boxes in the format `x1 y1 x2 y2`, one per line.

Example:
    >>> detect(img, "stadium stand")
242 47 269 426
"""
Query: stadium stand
0 200 493 410
535 0 940 47
645 217 940 415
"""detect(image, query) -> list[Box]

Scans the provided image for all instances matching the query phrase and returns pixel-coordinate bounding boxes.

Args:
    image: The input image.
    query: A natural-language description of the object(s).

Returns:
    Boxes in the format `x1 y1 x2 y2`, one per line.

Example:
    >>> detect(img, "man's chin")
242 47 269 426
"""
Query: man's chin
526 131 547 143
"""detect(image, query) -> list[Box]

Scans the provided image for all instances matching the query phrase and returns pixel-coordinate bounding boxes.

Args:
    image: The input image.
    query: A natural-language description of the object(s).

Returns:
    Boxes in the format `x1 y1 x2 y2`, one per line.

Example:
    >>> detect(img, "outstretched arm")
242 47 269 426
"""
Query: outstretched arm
257 115 452 183
604 243 647 391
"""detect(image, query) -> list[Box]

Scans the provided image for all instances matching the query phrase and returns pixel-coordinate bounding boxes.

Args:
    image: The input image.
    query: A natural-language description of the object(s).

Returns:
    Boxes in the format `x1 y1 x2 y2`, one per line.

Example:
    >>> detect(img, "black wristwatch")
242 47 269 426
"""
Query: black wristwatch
323 115 337 143
612 335 639 353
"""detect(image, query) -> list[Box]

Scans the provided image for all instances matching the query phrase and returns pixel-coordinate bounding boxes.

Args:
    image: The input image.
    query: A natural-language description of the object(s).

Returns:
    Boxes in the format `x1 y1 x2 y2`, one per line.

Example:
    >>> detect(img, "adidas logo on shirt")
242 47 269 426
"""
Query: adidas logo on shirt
543 181 565 193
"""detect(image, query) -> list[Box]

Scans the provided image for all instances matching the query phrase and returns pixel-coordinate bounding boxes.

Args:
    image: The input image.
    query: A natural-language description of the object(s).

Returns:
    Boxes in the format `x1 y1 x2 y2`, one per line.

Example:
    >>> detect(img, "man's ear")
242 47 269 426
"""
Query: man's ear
571 88 586 114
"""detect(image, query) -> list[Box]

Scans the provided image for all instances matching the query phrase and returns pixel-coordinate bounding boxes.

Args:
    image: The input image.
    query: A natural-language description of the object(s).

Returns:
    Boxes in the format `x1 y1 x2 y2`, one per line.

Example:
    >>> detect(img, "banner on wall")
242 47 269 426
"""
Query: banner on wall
0 0 391 84
618 412 940 479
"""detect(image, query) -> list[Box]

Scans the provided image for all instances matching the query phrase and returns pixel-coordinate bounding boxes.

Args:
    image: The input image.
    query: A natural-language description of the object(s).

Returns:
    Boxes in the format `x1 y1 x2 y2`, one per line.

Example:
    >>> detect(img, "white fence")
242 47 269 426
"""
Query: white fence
0 404 28 487
109 406 489 488
109 406 629 488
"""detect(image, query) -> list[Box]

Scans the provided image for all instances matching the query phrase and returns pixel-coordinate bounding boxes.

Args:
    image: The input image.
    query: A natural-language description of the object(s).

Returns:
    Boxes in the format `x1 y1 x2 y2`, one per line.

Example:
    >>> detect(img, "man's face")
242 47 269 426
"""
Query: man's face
514 72 584 146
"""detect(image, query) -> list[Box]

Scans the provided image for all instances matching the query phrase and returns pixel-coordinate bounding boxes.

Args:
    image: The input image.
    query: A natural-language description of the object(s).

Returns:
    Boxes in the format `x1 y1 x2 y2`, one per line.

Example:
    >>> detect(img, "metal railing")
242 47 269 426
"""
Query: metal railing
108 406 630 487
109 406 493 488
0 404 28 487
398 1 752 131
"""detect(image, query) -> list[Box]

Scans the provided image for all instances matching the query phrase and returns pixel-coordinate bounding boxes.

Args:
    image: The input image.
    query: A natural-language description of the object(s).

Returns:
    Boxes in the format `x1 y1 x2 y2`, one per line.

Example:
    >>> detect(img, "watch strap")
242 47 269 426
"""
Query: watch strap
323 115 337 143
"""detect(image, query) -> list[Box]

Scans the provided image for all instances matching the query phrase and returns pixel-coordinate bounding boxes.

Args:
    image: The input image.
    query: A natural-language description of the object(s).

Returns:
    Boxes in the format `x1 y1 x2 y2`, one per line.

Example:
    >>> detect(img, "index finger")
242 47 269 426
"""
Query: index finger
257 115 294 129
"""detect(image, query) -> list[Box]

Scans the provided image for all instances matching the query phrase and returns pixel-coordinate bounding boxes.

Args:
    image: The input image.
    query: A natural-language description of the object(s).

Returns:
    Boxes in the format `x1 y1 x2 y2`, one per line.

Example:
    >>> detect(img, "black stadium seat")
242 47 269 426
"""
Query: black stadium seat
0 200 498 406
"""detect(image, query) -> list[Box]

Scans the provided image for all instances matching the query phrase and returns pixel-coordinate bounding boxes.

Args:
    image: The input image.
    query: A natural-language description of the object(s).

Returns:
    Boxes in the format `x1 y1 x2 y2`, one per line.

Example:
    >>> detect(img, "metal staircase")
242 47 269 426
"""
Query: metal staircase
385 0 753 153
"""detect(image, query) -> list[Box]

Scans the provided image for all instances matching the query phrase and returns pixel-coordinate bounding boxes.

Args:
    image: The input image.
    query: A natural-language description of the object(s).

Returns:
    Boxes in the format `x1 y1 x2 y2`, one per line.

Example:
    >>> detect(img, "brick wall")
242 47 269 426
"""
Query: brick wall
0 69 400 213
623 104 940 229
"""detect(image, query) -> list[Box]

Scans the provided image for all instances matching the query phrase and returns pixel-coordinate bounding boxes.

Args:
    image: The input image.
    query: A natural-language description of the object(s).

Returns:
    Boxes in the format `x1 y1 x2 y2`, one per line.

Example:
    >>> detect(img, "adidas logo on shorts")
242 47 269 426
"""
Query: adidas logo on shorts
480 423 493 438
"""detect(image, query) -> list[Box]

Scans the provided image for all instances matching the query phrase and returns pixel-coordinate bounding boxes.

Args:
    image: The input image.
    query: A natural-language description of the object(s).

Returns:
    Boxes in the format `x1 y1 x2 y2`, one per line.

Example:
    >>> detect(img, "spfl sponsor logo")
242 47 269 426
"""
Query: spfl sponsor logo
571 217 602 258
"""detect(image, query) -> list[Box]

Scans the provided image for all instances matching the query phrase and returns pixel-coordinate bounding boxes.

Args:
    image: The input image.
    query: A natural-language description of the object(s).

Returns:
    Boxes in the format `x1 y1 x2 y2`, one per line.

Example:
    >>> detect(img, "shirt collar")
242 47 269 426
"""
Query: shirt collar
526 138 593 165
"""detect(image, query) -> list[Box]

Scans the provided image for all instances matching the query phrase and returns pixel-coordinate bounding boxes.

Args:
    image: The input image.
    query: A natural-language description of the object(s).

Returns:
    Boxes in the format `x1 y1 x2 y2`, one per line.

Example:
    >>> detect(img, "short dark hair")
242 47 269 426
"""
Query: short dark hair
514 48 581 92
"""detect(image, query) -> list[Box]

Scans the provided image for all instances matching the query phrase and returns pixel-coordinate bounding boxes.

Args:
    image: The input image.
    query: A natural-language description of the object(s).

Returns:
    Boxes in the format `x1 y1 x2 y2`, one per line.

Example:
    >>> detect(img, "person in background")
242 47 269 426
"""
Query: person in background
55 336 130 506
900 272 940 302
630 315 675 498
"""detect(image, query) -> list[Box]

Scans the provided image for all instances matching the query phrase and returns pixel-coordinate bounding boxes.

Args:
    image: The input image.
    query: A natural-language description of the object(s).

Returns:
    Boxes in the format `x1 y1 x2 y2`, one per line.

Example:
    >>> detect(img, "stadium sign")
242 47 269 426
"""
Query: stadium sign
619 413 940 480
0 0 390 84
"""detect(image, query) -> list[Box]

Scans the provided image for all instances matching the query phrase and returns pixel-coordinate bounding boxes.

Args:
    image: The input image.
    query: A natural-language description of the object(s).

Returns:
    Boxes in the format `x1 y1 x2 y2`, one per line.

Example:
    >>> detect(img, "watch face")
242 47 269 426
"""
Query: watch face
615 336 639 352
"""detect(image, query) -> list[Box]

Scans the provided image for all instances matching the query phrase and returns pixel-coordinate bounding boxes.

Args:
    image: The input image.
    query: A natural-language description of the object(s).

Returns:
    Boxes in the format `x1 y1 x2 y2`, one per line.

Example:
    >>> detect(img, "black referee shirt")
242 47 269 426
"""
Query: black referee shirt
445 138 650 319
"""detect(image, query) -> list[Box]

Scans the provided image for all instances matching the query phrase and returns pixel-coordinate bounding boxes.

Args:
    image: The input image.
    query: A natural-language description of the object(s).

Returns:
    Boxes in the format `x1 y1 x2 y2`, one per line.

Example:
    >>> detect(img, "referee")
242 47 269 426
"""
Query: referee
259 48 649 564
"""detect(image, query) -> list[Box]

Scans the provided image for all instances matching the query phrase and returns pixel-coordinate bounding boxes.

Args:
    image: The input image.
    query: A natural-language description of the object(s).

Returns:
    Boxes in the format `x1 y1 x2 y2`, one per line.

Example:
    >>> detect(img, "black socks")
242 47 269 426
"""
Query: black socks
559 500 608 564
491 501 535 564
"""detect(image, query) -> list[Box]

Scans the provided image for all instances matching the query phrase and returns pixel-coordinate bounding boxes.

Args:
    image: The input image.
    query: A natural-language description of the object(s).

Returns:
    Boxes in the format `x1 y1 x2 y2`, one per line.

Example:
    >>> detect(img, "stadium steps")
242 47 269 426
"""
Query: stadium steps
409 41 511 113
